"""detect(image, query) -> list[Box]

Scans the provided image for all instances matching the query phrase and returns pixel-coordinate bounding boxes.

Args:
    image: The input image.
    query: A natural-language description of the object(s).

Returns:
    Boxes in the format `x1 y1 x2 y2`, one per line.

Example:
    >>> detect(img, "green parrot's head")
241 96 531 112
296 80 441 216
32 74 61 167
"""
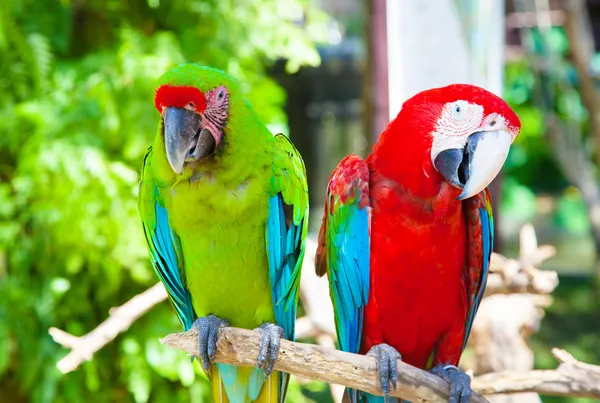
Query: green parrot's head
154 64 240 175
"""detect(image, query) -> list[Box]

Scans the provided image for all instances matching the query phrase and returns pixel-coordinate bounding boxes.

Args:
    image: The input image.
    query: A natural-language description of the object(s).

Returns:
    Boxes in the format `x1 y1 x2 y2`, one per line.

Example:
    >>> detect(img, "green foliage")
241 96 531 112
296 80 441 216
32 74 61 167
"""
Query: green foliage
554 187 591 235
503 58 566 193
503 25 600 238
499 176 537 224
503 23 600 403
0 0 329 402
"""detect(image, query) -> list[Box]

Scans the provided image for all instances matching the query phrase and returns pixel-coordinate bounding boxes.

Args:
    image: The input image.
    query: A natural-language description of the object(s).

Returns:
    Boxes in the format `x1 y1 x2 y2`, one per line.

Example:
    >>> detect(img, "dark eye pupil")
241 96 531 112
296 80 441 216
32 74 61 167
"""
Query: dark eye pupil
218 91 223 100
455 106 461 113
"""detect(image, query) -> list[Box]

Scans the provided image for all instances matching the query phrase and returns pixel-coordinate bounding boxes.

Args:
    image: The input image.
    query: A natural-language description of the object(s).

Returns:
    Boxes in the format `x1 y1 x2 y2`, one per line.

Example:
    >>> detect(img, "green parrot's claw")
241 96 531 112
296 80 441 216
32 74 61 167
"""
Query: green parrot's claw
430 364 472 403
193 315 230 372
367 343 401 399
255 322 284 377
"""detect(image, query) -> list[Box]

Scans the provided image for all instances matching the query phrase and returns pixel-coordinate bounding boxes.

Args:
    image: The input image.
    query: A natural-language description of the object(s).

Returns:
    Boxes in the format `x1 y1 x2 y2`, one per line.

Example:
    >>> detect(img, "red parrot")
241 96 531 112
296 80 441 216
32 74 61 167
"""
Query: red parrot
315 84 521 403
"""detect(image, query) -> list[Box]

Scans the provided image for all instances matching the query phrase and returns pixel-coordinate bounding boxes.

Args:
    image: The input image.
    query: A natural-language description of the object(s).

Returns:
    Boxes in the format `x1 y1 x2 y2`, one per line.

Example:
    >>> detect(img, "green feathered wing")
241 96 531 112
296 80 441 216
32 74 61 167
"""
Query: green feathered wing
138 147 195 331
265 133 309 402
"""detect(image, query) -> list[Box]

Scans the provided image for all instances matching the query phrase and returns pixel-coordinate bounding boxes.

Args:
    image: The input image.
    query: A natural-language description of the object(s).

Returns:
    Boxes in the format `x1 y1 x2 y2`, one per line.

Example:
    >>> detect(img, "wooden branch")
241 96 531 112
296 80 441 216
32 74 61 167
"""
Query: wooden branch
49 282 168 373
505 10 565 29
465 293 552 375
466 293 551 403
299 237 344 402
486 225 558 296
161 326 489 403
472 349 600 399
162 327 600 401
48 239 333 374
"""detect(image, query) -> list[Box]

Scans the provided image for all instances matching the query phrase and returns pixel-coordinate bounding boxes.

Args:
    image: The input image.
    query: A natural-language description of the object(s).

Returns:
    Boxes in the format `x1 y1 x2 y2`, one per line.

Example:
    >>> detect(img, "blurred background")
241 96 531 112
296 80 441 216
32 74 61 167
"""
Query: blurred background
1 0 599 402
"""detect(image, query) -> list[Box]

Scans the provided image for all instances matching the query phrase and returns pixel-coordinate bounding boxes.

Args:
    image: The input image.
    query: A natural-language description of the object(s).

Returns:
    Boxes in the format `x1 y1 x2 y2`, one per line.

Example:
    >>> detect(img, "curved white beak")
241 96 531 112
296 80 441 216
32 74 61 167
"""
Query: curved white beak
457 129 512 200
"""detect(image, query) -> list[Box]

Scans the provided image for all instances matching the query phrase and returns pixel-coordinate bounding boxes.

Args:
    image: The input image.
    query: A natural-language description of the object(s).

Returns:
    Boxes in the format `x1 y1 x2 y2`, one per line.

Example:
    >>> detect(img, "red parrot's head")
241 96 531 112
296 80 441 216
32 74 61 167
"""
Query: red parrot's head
374 84 521 200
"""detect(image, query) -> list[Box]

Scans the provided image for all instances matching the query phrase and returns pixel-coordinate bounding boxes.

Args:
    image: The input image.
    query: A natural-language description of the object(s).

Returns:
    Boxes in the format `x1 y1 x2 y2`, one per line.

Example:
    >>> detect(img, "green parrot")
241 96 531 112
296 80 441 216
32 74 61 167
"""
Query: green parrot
138 64 309 403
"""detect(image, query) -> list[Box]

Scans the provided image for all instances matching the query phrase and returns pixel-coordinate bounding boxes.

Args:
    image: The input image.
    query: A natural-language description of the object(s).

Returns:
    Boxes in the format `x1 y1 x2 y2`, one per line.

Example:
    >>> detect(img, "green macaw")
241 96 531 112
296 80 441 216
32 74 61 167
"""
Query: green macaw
138 64 308 403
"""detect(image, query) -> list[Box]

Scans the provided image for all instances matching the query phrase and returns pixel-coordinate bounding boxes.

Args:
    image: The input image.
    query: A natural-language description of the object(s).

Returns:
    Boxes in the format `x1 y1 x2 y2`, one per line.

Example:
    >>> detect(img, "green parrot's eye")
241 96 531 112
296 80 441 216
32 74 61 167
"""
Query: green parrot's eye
217 90 224 101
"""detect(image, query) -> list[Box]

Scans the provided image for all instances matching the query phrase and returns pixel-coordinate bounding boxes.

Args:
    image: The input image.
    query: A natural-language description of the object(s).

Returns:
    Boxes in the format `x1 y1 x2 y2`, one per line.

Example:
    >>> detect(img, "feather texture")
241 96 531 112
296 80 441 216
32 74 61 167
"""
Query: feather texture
266 134 309 403
139 65 308 403
315 84 517 403
462 188 493 352
315 155 370 403
138 148 195 330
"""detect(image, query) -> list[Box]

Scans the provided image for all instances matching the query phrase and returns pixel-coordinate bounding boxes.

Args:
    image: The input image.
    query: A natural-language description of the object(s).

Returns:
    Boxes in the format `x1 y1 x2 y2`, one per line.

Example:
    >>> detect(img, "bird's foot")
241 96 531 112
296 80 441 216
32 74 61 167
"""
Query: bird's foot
366 343 402 397
192 315 230 372
430 364 472 403
254 322 284 377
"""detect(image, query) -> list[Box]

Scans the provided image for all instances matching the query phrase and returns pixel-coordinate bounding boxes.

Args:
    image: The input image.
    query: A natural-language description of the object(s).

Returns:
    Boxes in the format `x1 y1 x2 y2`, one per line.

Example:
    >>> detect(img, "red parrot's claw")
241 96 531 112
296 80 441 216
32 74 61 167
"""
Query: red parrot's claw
430 364 472 403
193 315 230 372
367 343 402 398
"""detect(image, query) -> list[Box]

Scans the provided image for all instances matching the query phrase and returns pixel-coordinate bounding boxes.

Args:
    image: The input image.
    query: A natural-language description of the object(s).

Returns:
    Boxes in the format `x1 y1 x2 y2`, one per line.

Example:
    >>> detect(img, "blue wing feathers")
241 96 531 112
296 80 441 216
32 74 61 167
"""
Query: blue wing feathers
266 195 298 342
149 196 195 331
330 203 370 354
266 195 303 403
461 206 492 351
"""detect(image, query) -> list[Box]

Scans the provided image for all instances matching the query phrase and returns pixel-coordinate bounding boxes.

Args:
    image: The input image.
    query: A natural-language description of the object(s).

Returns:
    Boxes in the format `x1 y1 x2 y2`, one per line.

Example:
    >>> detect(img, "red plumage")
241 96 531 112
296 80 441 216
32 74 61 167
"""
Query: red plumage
316 84 521 374
154 85 207 114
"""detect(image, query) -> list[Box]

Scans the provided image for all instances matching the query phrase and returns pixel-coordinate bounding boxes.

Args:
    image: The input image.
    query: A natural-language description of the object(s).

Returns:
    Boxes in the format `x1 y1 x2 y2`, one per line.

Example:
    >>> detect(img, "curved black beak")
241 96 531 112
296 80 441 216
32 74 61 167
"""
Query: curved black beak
434 130 512 200
163 107 216 174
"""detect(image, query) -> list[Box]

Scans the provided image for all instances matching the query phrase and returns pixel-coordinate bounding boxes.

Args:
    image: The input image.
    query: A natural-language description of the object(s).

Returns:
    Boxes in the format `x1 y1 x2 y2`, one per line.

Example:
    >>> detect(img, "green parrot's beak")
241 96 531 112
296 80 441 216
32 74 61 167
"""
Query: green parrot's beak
164 107 216 175
433 130 512 200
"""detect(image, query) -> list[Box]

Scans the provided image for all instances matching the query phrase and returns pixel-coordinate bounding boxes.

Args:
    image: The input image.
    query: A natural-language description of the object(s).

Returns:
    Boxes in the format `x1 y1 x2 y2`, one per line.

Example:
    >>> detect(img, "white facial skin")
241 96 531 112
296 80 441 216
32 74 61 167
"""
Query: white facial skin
430 100 517 199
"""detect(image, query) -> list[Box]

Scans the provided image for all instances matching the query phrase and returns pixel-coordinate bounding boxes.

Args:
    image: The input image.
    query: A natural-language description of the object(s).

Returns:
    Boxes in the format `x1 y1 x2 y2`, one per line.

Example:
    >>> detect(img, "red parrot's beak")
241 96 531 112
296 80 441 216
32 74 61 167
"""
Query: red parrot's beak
434 129 512 200
163 107 216 175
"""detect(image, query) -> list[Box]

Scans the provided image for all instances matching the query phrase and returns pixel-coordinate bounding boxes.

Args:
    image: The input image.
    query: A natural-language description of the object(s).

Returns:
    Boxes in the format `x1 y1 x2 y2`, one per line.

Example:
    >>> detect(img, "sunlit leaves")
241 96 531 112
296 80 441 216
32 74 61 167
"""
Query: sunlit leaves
0 0 328 402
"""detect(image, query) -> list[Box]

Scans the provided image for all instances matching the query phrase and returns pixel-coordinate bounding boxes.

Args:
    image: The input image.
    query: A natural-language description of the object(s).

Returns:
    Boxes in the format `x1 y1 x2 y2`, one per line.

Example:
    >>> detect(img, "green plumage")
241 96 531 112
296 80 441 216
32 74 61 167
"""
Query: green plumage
138 64 308 403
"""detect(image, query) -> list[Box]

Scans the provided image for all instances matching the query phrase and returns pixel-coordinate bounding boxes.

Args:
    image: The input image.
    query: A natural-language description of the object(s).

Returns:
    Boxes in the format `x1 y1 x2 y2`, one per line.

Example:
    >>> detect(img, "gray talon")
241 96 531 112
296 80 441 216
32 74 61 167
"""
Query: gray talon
430 364 472 403
366 343 401 397
192 315 230 372
255 322 284 376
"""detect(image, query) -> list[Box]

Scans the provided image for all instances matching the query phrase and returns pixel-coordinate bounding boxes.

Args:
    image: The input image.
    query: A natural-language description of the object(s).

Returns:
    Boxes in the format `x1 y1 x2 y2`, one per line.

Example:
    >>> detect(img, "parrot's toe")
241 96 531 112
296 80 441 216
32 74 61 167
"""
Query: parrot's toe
366 343 402 397
430 364 472 403
255 322 284 377
192 315 230 372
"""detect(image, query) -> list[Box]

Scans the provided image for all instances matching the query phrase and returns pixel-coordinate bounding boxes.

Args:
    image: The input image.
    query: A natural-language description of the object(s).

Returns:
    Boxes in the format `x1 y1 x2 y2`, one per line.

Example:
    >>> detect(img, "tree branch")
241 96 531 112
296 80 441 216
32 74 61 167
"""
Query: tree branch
486 224 558 296
161 326 489 403
48 239 335 374
49 282 168 373
162 328 600 401
472 349 600 399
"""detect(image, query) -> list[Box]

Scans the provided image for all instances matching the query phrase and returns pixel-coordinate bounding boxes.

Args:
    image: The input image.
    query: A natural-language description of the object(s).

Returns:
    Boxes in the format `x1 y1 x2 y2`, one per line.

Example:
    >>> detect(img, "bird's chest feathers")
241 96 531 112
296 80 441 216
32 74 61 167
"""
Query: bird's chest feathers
371 177 463 228
162 169 269 228
369 177 466 277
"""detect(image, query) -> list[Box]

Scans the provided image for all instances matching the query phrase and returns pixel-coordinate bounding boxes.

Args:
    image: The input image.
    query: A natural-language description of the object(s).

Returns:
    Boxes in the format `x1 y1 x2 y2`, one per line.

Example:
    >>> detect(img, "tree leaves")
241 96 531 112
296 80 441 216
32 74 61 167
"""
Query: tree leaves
0 0 329 402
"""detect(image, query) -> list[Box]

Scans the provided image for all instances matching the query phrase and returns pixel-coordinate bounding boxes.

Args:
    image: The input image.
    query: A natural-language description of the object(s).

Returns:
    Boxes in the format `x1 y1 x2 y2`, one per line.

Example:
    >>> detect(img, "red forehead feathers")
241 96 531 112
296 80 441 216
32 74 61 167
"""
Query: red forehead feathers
407 84 521 131
154 85 207 113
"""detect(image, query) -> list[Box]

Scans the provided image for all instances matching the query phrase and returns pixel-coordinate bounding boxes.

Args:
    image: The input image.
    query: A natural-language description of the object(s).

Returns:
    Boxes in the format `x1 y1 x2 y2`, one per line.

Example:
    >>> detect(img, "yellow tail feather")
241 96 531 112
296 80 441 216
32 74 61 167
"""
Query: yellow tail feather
210 366 280 403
